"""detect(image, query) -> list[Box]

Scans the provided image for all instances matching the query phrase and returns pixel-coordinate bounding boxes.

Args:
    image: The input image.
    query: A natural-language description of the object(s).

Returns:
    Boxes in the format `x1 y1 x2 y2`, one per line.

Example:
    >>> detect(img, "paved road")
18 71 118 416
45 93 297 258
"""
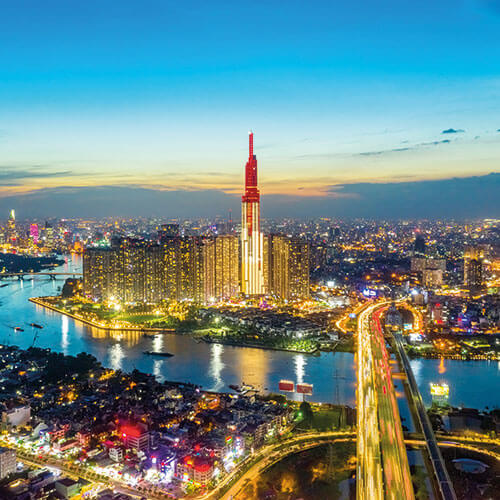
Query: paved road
356 303 384 500
371 307 414 499
356 301 415 500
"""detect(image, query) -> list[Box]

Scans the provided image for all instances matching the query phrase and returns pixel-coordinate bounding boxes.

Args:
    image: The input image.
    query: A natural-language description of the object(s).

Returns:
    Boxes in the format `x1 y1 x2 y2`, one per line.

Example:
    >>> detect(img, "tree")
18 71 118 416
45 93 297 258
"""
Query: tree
299 401 314 428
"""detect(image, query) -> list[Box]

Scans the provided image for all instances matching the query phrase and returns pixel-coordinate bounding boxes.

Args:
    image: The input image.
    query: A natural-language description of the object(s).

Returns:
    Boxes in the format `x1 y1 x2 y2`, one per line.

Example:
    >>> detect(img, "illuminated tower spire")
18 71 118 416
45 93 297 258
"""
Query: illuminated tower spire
241 132 264 295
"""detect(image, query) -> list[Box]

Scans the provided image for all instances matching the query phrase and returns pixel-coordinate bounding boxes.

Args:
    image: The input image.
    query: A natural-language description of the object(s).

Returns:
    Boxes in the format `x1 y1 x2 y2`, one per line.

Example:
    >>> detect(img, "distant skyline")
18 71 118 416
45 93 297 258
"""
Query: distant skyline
1 1 500 217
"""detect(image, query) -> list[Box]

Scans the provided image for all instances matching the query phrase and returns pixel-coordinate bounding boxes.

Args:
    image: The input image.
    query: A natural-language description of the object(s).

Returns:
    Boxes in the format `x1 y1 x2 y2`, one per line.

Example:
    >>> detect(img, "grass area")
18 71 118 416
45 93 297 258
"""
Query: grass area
115 313 158 324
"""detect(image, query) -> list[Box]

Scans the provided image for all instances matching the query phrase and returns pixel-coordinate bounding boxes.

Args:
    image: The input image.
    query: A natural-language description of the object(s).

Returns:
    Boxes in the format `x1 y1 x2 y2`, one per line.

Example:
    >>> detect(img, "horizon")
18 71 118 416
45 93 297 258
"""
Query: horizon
1 1 499 218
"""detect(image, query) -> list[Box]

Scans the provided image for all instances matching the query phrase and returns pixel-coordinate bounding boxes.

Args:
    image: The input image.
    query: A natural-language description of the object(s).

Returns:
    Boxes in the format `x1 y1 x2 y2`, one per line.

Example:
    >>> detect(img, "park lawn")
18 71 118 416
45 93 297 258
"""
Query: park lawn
115 313 159 324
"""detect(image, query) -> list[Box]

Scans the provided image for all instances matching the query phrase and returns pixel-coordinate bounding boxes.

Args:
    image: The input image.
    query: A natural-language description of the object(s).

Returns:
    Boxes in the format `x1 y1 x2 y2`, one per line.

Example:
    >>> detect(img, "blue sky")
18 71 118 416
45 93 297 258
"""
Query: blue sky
0 0 499 216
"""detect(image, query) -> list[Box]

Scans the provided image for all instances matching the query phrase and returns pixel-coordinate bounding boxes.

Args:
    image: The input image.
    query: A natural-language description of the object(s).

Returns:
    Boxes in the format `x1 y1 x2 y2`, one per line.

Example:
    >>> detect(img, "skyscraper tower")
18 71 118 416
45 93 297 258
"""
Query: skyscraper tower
7 209 16 243
241 132 265 295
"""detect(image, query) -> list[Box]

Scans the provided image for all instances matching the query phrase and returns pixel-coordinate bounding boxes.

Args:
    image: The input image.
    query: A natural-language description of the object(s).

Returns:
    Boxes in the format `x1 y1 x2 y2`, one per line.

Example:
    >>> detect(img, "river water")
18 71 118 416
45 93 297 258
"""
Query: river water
0 255 498 409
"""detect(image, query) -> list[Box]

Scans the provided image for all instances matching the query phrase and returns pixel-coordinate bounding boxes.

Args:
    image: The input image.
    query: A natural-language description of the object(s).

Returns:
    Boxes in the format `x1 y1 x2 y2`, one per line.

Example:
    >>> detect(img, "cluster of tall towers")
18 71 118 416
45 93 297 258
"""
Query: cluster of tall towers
83 132 310 304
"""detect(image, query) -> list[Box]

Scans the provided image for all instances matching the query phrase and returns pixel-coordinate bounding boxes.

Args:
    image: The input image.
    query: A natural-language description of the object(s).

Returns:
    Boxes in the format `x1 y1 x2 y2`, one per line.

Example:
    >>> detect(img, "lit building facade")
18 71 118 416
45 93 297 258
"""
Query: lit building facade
267 235 310 300
204 235 239 301
241 132 265 295
7 209 16 243
464 246 485 290
83 237 206 303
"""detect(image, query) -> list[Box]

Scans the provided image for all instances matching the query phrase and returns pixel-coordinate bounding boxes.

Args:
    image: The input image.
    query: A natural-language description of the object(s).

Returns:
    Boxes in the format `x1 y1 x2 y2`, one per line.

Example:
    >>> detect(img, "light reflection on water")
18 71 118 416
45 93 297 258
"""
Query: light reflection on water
0 255 498 408
61 315 69 353
109 343 124 371
208 343 225 392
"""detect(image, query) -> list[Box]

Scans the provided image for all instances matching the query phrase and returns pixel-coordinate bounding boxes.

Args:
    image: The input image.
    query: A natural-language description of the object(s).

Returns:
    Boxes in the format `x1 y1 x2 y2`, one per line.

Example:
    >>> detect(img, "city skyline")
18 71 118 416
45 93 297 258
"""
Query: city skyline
1 1 500 218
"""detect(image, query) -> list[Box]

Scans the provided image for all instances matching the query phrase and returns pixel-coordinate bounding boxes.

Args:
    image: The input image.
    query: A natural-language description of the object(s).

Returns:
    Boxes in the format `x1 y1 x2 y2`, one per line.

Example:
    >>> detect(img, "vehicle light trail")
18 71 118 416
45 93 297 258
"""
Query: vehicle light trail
356 301 414 500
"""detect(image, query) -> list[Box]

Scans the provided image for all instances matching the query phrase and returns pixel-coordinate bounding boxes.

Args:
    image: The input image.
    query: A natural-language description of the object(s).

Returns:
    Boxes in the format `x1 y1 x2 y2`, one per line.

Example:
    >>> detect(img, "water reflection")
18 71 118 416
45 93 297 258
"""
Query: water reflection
411 358 423 383
294 354 306 384
109 343 124 371
153 359 163 380
152 335 163 352
438 357 446 374
208 343 225 392
61 315 69 353
235 347 268 391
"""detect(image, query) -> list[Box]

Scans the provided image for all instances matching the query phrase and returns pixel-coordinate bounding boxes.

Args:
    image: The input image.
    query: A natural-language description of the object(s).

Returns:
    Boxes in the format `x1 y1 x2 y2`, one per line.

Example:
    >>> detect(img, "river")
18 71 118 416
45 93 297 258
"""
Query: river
0 255 498 409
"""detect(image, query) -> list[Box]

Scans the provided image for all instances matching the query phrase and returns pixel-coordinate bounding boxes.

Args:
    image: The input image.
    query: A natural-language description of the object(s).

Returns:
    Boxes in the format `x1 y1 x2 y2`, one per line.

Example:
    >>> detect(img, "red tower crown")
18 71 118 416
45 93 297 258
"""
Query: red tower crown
242 131 259 203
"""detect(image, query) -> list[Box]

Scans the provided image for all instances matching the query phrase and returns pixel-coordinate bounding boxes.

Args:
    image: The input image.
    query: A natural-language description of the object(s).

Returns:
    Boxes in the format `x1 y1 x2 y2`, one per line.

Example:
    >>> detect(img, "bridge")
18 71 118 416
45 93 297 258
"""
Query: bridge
357 300 457 500
0 272 82 280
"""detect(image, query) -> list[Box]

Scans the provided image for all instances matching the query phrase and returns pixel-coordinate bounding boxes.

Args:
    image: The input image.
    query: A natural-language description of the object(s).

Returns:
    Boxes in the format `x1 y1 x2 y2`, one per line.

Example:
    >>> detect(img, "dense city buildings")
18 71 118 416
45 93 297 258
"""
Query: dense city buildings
0 345 293 496
80 134 311 304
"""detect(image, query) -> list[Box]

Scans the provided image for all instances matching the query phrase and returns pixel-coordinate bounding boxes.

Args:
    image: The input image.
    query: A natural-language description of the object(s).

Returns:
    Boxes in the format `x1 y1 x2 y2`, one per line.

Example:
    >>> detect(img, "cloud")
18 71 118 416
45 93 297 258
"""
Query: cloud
0 167 78 186
357 139 451 157
0 173 498 219
442 128 465 134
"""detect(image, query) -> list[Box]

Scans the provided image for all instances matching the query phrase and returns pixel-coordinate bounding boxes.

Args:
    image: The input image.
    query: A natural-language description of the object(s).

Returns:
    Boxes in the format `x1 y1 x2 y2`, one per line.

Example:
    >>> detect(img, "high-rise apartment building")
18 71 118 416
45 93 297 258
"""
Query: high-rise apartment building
204 235 239 301
84 237 206 304
241 132 265 295
464 246 485 290
267 235 310 300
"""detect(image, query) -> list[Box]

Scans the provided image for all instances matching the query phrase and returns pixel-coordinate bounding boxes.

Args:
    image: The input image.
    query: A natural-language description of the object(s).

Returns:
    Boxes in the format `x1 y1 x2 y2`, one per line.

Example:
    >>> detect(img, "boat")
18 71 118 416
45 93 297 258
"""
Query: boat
29 323 43 329
143 333 156 339
14 327 24 332
143 351 174 357
0 283 9 288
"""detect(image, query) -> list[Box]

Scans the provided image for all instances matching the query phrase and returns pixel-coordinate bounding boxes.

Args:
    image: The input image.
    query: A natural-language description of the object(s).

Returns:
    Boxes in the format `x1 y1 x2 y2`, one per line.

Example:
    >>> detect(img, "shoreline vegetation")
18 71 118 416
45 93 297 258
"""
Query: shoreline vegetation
29 296 327 354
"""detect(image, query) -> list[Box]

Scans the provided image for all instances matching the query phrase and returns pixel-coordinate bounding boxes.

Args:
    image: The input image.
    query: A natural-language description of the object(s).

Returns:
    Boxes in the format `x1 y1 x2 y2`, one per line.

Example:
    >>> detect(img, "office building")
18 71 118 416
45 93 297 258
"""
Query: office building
6 209 16 243
241 132 265 295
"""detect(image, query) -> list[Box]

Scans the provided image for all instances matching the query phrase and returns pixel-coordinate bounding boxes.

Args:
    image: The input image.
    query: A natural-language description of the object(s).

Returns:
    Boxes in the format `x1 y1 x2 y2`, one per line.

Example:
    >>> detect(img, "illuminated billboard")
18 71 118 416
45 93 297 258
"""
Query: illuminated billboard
278 380 294 392
296 383 313 395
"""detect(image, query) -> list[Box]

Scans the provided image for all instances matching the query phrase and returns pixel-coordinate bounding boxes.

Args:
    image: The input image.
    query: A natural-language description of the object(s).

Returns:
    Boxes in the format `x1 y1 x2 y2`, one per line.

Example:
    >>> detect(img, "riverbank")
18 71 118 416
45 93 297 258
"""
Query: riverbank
30 296 324 354
29 297 174 333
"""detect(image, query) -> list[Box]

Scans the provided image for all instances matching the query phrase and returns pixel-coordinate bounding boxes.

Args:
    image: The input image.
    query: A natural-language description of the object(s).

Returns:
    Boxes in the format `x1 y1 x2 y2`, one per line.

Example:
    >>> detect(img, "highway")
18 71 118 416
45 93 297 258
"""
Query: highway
371 308 414 499
356 301 414 500
356 304 384 500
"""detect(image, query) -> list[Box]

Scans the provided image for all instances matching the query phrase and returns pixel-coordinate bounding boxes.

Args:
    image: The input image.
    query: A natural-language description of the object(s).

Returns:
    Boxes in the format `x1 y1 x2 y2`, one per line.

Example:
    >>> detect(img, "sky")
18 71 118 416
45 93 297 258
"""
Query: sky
1 0 500 218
